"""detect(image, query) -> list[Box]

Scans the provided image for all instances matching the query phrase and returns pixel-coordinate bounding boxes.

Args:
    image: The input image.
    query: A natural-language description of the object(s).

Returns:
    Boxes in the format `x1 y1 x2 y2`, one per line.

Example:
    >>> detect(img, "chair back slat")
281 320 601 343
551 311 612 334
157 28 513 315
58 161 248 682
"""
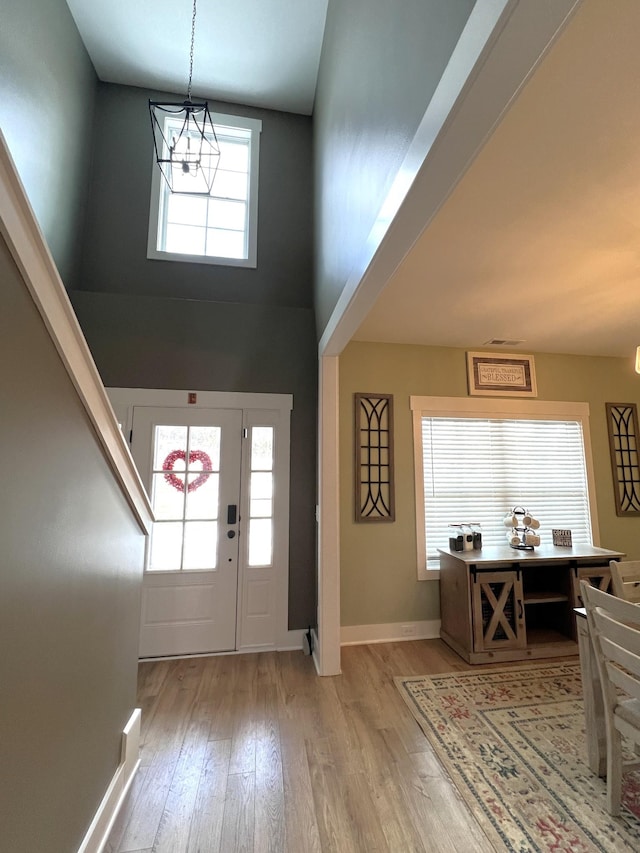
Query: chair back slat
605 662 640 703
594 610 640 658
610 559 640 603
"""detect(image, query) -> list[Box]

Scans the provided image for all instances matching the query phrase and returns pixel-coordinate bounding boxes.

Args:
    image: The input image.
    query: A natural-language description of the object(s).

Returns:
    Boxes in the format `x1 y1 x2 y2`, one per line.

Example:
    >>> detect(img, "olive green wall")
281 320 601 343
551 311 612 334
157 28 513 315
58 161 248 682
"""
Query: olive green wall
339 341 640 628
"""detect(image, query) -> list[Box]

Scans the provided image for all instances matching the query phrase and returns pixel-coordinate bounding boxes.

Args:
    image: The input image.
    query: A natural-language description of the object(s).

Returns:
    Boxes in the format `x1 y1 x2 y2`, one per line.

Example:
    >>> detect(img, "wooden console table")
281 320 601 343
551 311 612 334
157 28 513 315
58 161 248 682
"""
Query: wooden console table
438 545 623 664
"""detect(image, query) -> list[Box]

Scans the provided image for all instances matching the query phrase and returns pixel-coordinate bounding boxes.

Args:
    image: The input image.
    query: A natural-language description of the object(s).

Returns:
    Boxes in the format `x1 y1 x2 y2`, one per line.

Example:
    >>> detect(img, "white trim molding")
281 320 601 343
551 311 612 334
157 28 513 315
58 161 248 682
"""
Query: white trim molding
316 356 342 675
0 131 153 535
341 620 441 647
77 709 141 853
107 387 293 438
311 628 321 673
147 111 262 269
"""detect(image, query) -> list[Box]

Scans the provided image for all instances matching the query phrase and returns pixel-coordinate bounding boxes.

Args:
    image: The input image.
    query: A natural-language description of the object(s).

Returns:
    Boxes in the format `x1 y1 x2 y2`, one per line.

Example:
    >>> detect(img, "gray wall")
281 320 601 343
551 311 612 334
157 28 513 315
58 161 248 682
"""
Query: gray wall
77 82 313 307
71 291 318 628
313 0 475 335
73 81 317 629
0 0 97 287
0 237 146 852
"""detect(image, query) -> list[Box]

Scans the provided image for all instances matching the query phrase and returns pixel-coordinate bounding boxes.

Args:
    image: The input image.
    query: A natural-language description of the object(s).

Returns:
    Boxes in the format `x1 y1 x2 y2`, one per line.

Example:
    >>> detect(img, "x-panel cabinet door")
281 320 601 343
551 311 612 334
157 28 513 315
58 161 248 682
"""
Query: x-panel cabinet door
131 406 242 657
472 570 526 652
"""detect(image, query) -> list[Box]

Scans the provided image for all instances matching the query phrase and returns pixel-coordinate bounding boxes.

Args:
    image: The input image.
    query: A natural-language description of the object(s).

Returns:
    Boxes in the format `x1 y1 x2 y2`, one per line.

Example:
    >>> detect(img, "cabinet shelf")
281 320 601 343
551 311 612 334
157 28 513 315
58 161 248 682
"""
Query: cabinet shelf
524 592 569 605
525 626 575 647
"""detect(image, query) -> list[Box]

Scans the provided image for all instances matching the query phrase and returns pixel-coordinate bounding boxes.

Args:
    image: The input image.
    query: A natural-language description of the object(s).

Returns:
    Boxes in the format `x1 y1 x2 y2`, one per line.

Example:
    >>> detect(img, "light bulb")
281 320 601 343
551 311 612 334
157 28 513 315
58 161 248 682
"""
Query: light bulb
635 346 640 374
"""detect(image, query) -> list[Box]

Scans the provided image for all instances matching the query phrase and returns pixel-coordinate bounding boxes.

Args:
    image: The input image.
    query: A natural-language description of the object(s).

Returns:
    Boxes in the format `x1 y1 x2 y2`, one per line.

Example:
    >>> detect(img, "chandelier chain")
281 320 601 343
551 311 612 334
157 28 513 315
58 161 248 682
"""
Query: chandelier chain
187 0 197 100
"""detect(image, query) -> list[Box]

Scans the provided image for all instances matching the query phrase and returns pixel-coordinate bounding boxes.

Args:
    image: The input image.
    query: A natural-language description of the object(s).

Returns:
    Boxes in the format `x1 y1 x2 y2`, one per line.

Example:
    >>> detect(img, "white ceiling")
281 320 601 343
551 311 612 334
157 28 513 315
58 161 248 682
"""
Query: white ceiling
66 0 640 361
64 0 328 115
355 0 640 359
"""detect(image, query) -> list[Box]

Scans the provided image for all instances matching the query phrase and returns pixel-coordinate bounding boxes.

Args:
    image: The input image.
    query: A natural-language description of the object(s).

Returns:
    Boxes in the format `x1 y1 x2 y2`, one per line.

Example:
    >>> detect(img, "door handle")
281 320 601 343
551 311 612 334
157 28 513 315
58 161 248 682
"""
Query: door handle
227 504 237 524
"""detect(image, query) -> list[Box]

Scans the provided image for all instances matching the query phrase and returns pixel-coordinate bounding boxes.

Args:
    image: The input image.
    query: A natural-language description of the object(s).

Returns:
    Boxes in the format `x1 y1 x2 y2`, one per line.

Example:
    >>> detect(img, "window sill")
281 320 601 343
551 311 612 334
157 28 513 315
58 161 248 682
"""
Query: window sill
147 247 257 269
418 566 441 581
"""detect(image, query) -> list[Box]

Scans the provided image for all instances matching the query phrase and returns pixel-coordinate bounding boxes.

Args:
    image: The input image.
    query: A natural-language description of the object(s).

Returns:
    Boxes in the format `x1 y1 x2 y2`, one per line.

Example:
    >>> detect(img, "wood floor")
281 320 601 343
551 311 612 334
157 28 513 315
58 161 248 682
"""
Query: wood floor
105 639 505 853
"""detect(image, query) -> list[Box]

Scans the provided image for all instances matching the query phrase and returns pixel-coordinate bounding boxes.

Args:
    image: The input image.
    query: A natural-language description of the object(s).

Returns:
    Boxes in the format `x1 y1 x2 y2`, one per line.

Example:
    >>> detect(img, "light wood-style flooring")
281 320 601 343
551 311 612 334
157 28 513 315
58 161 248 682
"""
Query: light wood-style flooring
105 639 507 853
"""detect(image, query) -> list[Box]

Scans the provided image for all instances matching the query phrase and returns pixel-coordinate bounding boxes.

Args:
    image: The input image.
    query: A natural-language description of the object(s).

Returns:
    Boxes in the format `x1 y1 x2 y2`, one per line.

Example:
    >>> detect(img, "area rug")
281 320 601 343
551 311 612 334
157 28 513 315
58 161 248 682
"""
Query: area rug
395 662 640 852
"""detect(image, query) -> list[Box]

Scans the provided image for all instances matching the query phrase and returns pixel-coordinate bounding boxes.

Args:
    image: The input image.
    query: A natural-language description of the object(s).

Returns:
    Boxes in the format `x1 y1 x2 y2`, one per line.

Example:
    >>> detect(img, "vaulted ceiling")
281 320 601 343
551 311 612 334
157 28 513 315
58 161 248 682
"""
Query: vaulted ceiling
65 0 328 114
66 0 640 360
354 0 640 360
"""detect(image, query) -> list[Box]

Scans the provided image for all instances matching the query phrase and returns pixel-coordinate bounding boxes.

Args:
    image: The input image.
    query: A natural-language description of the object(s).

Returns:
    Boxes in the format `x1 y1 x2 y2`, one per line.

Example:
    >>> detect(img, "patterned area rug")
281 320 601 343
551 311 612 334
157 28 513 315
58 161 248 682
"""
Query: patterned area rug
395 662 640 852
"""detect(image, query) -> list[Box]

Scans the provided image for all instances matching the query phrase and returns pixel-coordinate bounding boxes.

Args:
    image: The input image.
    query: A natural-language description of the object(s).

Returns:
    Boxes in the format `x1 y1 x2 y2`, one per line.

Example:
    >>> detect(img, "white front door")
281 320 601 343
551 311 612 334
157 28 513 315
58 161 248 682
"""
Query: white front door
131 406 242 657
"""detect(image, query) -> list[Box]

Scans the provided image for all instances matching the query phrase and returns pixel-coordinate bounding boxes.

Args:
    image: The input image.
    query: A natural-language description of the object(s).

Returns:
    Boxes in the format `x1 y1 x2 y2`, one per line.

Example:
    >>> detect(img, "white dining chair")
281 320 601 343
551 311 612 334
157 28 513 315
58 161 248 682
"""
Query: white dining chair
609 559 640 603
580 580 640 815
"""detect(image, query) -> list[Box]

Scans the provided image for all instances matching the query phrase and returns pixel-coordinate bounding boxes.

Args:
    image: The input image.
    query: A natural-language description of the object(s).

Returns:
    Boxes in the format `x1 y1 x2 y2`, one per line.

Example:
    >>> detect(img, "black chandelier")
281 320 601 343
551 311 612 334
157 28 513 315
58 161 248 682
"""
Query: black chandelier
148 0 220 195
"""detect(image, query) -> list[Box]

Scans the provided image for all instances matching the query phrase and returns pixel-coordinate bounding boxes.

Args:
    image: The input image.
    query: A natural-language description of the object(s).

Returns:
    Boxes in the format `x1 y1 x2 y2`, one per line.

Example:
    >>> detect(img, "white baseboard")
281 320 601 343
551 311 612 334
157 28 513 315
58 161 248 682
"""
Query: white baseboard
311 628 321 674
340 619 441 646
77 709 141 853
277 628 305 650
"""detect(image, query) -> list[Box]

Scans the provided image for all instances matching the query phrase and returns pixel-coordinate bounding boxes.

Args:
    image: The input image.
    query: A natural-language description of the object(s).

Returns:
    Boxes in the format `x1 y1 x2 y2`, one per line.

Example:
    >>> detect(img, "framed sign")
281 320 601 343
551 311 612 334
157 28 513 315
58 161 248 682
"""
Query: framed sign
466 351 537 397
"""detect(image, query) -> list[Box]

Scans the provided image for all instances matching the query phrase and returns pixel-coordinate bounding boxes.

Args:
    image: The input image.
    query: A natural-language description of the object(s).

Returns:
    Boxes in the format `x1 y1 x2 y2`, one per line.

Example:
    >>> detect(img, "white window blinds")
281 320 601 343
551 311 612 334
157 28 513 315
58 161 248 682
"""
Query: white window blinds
421 416 593 561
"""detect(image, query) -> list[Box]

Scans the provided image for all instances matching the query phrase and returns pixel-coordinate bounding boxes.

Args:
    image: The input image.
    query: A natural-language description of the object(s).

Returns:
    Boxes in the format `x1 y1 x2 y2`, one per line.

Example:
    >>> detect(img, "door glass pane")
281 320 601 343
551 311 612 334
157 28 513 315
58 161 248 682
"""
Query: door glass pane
147 425 225 572
249 518 272 566
251 427 273 470
189 426 221 470
247 429 274 567
249 498 272 518
151 473 185 520
183 522 218 569
153 426 188 470
250 472 273 500
149 522 183 570
186 473 219 519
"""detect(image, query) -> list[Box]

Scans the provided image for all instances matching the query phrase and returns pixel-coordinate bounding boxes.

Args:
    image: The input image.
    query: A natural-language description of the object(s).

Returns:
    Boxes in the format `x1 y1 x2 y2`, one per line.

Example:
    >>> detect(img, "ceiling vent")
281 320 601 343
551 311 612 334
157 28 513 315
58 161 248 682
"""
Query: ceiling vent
483 338 525 347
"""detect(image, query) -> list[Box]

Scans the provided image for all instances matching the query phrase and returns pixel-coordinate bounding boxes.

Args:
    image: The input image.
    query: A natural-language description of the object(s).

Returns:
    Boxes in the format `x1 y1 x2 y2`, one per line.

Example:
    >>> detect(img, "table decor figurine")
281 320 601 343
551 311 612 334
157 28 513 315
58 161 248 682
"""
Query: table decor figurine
504 506 540 550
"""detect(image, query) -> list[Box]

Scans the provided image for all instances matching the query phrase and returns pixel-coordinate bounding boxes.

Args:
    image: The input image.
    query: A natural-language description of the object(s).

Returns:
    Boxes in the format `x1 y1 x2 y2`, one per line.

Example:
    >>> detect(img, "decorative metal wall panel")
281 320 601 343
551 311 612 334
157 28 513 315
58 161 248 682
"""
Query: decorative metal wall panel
354 393 395 522
606 402 640 516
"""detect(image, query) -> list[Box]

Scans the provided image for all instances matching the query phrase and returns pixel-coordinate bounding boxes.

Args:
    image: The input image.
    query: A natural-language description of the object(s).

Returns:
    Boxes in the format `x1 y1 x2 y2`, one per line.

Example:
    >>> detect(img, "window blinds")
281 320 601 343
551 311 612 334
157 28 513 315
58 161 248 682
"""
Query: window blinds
421 417 593 560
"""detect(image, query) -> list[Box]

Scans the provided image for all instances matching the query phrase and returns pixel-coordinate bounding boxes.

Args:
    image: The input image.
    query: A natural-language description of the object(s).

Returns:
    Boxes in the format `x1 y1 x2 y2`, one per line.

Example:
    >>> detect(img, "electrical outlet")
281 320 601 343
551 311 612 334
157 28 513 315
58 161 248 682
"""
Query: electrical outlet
400 624 416 637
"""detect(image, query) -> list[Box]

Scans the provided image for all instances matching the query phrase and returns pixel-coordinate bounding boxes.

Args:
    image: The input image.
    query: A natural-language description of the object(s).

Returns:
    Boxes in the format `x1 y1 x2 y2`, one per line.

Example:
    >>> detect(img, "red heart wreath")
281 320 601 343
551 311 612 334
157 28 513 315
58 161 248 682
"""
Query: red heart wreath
162 449 213 493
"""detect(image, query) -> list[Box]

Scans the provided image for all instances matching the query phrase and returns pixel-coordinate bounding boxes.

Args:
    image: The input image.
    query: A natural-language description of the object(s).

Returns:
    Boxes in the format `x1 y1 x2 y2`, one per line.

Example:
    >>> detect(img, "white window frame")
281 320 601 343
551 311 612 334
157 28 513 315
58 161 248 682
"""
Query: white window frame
410 396 600 581
147 112 262 268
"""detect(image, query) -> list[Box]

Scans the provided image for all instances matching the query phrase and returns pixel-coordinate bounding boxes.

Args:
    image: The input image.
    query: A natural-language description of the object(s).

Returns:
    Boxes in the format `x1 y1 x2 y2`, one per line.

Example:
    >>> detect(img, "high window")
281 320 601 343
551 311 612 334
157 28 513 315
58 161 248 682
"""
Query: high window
147 112 262 267
410 397 598 578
